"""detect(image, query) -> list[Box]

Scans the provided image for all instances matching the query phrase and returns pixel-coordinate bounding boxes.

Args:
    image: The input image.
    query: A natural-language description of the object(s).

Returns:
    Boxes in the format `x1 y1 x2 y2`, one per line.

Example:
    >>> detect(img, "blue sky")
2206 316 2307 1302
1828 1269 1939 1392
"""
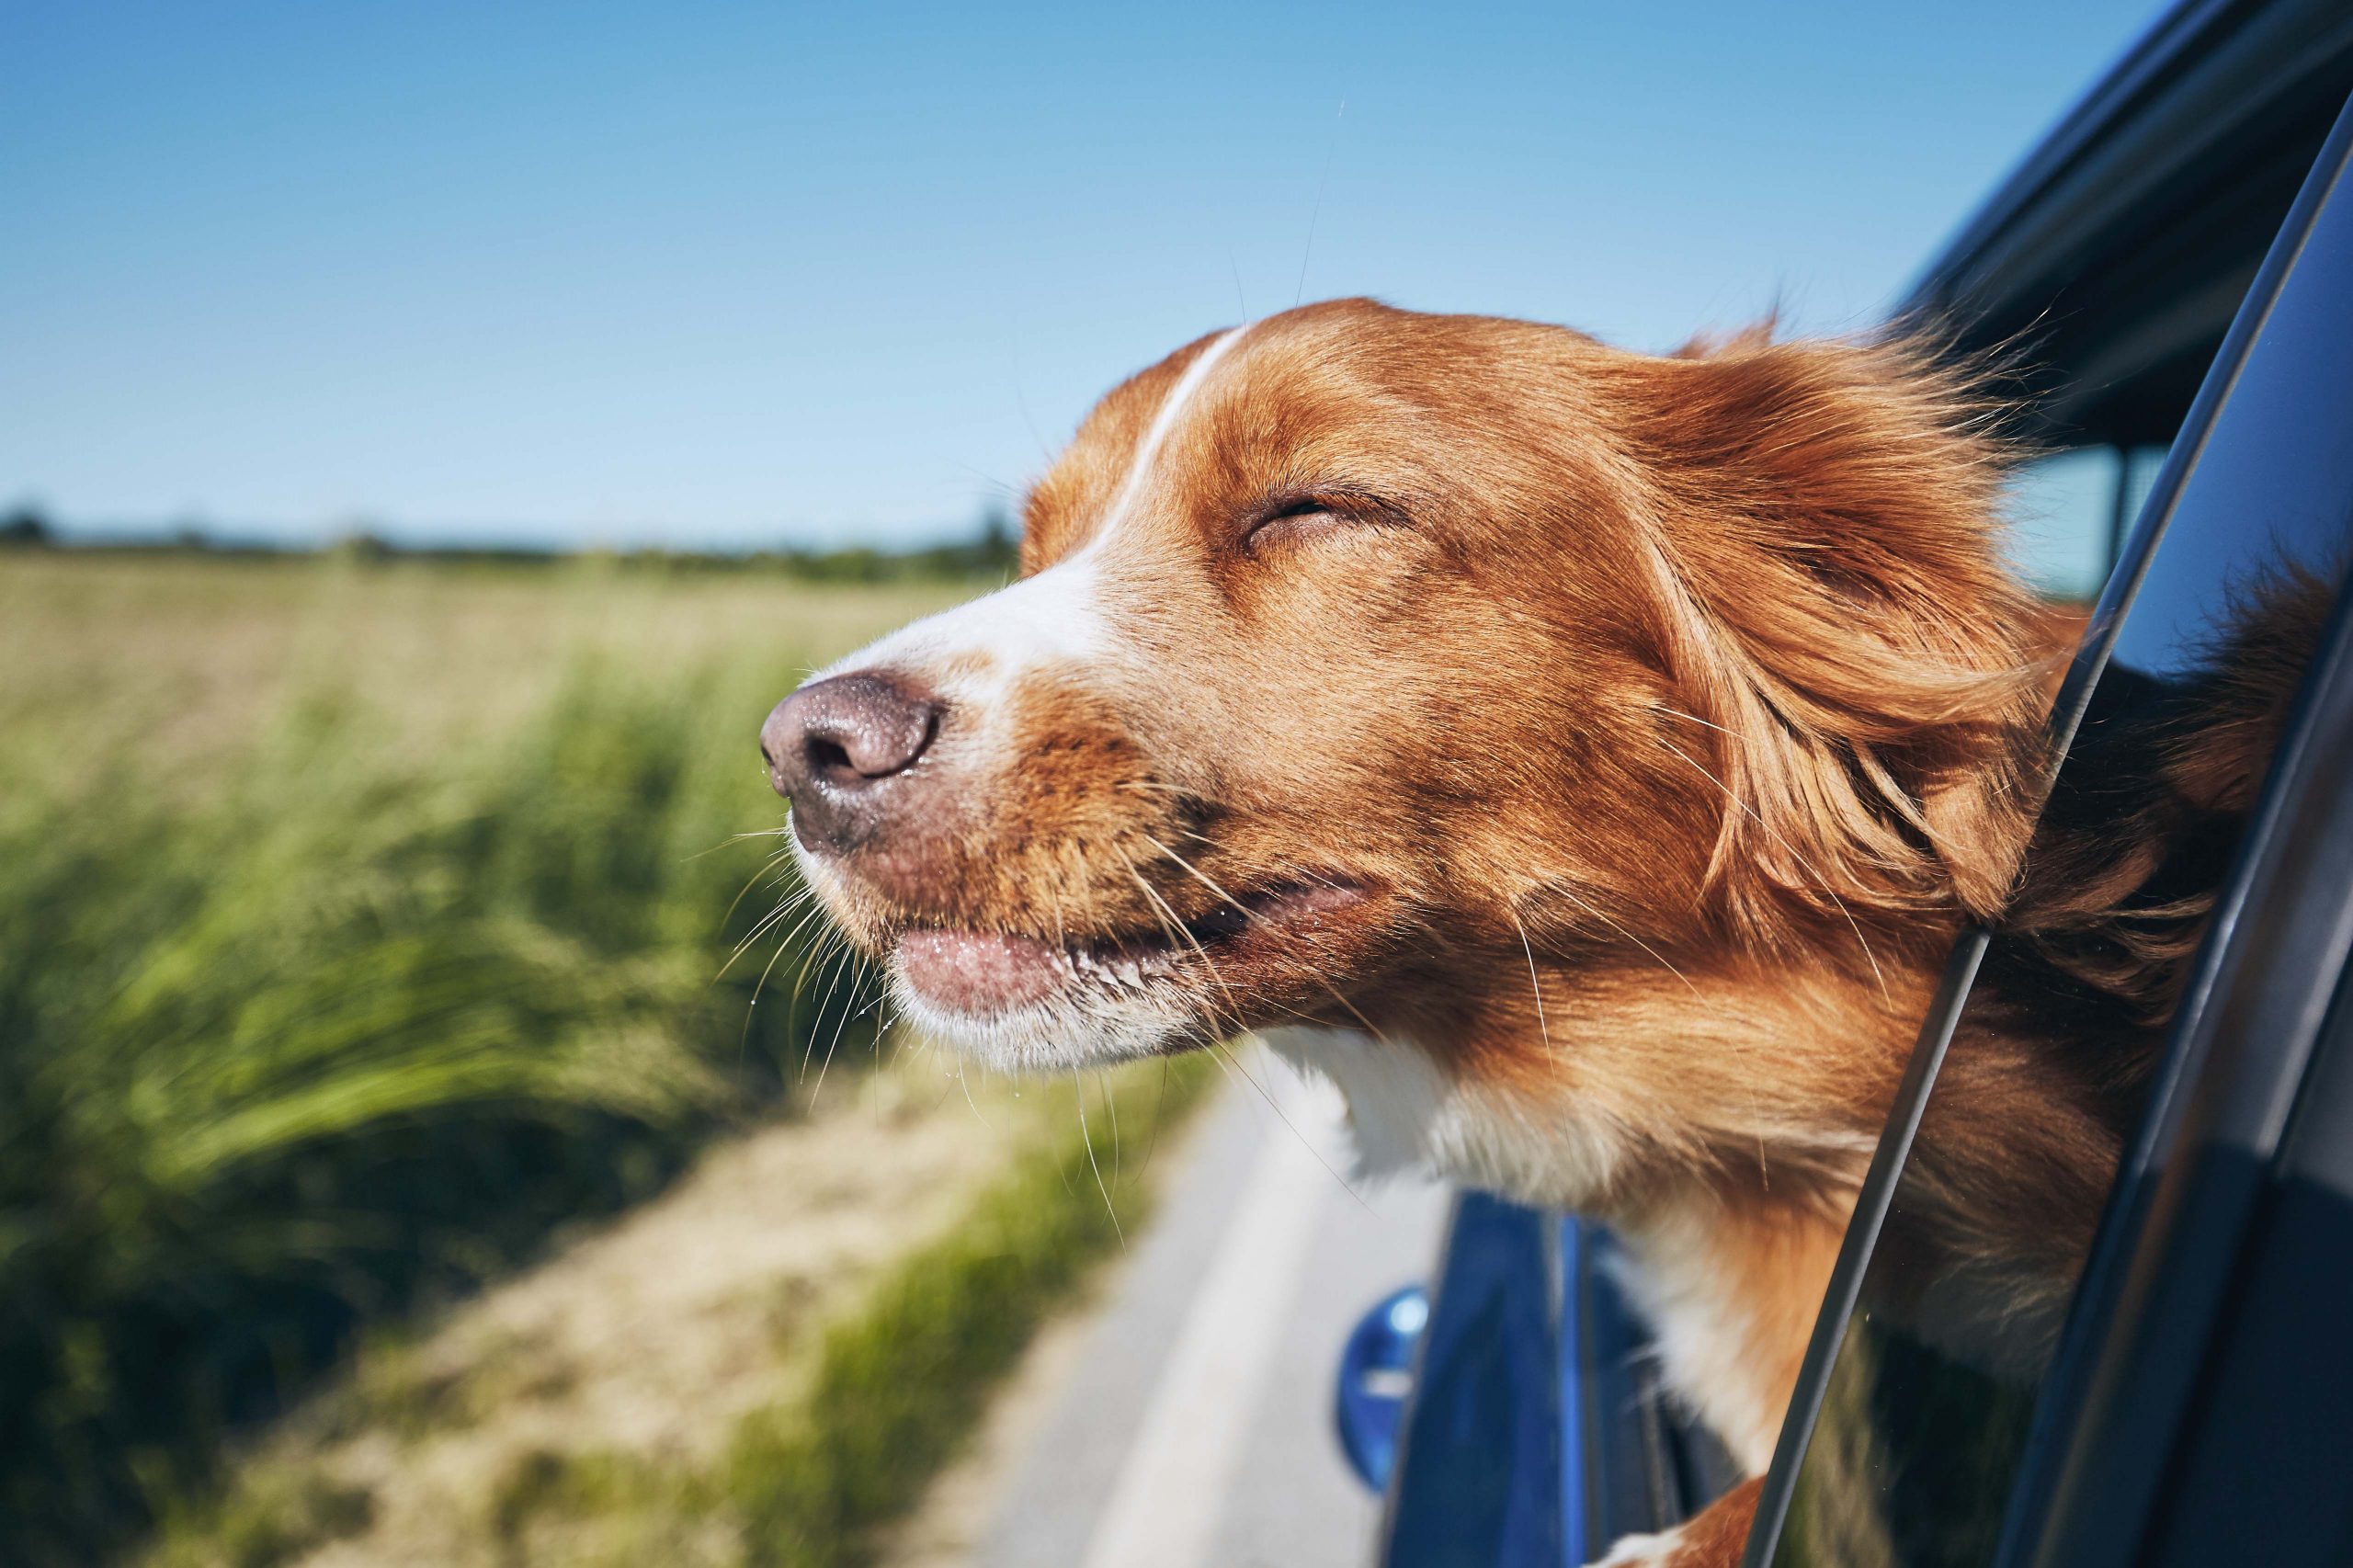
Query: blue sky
3 1 2163 550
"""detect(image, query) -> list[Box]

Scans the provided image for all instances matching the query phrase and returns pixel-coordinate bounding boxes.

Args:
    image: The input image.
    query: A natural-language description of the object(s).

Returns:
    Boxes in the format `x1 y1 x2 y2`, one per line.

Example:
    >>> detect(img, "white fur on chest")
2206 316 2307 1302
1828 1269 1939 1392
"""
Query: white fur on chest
1261 1026 1790 1478
1606 1203 1789 1475
1258 1025 1633 1210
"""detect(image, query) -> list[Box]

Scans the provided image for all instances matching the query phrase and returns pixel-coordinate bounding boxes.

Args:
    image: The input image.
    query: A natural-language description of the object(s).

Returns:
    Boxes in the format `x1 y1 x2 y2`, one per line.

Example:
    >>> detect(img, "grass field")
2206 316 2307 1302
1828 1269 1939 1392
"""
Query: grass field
0 552 1204 1566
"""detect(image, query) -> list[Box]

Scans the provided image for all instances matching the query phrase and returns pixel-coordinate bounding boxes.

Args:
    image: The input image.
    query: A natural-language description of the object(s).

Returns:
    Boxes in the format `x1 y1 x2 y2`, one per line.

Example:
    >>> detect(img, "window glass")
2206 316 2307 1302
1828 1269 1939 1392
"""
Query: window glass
2118 445 2167 550
1768 142 2353 1568
2003 448 2120 603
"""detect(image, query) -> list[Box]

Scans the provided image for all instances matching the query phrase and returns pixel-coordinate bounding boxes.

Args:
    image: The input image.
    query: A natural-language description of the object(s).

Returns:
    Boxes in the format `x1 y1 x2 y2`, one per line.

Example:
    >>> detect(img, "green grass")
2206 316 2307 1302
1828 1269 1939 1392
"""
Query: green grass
0 555 974 1565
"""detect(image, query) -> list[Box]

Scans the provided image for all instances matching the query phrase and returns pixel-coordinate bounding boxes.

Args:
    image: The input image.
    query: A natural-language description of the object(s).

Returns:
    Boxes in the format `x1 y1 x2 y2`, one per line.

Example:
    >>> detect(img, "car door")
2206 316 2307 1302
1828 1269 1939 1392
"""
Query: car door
1744 85 2353 1568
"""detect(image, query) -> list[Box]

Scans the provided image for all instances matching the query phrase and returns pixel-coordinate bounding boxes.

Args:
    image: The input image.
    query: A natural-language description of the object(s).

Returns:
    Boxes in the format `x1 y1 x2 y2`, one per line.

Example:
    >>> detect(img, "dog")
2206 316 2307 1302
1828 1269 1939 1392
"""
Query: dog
758 299 2300 1564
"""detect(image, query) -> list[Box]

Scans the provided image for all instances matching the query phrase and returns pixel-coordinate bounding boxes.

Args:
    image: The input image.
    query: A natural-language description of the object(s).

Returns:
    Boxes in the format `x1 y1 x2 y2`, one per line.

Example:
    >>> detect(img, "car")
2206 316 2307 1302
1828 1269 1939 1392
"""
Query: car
1336 4 2353 1563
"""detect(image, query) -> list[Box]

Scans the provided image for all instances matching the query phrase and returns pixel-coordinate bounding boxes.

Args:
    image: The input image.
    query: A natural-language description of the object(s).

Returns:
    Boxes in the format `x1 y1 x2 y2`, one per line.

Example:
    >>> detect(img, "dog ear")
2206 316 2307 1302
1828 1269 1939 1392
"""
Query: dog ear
1614 330 2053 947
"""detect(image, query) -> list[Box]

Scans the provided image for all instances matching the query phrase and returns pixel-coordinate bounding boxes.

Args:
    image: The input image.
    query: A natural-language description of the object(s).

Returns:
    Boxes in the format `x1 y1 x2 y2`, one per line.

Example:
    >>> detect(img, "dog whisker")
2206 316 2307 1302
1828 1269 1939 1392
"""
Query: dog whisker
716 846 802 933
798 933 859 1084
1656 736 1892 1004
810 947 877 1102
1656 703 1741 739
1139 833 1250 917
1507 907 1555 1059
1131 1057 1174 1187
1074 1077 1124 1247
730 892 831 1001
717 884 817 978
1545 881 1701 997
684 826 794 870
736 890 840 1066
1207 1037 1374 1213
953 1062 993 1129
1137 834 1391 1041
1120 856 1249 1037
1098 1069 1122 1187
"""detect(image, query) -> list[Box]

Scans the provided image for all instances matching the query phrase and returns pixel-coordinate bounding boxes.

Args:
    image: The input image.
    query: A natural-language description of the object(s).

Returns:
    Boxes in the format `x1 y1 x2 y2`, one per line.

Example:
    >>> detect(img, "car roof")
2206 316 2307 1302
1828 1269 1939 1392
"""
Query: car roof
1902 0 2353 445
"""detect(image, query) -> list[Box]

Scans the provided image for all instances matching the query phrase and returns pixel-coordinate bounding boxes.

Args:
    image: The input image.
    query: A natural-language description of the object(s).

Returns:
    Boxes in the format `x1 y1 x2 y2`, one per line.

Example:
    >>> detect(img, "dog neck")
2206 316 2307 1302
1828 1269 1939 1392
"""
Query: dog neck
1261 988 1889 1474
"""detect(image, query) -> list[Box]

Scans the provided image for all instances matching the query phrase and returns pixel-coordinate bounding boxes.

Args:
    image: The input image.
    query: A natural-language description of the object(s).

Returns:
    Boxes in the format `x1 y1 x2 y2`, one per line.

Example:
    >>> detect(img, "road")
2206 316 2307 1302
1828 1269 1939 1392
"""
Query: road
961 1050 1452 1568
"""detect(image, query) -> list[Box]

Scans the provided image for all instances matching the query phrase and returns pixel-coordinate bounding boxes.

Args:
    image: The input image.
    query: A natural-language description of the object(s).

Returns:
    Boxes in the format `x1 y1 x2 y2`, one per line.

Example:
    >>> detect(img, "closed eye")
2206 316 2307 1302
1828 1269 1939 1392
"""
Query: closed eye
1241 491 1403 550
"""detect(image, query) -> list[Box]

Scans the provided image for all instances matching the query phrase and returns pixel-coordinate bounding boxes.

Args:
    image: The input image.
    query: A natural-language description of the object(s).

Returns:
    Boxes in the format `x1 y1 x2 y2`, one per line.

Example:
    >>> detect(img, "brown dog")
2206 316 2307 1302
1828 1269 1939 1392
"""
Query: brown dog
759 299 2270 1564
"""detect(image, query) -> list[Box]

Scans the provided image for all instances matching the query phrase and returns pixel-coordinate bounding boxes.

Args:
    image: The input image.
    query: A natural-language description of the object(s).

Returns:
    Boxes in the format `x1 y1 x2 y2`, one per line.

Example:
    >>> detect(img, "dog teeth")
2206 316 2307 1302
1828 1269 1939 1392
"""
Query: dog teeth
1053 938 1169 992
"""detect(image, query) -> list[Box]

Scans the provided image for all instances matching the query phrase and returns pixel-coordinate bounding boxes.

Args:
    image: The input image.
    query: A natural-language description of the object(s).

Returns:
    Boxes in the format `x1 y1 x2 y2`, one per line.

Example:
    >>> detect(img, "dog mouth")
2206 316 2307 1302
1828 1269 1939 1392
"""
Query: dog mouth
892 878 1373 1019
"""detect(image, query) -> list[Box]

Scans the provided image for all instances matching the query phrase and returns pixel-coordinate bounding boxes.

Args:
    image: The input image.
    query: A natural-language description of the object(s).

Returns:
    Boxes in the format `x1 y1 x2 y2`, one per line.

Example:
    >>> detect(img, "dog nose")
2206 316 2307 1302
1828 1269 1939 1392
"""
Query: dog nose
761 674 942 848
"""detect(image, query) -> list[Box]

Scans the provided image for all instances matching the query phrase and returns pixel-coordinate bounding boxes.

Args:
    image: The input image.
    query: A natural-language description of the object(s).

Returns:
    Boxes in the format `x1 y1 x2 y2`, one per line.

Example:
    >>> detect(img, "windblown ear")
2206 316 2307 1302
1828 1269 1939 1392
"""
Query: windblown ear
1613 331 2054 944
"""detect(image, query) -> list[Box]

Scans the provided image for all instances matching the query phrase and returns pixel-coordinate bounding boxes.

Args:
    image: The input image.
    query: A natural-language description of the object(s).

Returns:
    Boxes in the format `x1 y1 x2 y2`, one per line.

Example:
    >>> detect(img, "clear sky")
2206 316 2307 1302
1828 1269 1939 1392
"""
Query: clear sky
3 1 2165 551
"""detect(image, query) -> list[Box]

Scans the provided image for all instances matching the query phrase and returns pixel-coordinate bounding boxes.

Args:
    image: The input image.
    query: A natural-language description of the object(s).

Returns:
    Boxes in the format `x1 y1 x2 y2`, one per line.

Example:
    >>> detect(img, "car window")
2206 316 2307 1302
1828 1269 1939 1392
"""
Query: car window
1758 104 2353 1568
2001 445 2161 604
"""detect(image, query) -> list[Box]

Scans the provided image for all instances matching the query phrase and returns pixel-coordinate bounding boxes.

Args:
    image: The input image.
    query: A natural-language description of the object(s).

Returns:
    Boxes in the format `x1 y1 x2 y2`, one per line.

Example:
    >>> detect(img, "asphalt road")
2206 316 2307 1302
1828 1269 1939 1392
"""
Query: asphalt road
964 1051 1453 1568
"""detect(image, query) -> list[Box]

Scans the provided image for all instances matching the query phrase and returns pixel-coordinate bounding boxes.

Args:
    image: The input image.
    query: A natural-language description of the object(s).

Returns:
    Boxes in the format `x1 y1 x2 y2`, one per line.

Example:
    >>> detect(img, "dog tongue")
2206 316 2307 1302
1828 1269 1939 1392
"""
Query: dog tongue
896 928 1064 1014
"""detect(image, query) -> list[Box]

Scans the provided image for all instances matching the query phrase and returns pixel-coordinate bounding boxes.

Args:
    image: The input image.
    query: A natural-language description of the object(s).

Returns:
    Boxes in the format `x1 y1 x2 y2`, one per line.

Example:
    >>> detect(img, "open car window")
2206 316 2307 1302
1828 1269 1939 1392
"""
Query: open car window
1747 91 2353 1568
2002 445 2167 606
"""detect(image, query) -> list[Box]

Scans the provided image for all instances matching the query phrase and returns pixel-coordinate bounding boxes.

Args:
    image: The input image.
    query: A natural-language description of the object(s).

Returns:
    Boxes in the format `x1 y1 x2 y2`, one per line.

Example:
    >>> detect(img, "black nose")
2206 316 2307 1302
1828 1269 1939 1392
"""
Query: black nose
761 673 942 850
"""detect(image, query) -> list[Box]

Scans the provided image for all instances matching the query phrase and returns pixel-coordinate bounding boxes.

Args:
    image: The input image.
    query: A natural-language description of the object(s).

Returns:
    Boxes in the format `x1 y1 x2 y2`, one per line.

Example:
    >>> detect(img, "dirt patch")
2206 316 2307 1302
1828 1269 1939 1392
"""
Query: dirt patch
162 1057 1070 1568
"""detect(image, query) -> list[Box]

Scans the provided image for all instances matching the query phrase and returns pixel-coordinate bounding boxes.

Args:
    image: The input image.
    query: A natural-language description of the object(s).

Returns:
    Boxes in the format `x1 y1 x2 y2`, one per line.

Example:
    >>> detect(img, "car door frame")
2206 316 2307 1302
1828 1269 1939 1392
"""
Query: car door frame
1741 85 2353 1568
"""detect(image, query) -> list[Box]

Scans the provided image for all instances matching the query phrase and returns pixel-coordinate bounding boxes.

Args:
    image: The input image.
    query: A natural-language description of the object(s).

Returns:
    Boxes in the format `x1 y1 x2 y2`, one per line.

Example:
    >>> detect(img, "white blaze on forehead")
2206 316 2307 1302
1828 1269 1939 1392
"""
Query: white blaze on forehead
1091 324 1246 545
813 325 1247 706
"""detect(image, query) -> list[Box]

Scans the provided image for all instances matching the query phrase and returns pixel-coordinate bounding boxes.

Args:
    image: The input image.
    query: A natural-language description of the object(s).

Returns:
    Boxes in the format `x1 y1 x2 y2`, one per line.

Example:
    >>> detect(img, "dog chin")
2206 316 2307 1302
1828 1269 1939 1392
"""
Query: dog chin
885 968 1195 1073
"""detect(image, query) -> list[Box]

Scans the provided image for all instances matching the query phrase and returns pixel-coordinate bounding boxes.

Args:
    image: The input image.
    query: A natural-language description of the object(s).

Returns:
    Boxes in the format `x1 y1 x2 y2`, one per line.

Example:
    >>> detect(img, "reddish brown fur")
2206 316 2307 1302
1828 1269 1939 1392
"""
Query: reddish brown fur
1026 307 2040 1074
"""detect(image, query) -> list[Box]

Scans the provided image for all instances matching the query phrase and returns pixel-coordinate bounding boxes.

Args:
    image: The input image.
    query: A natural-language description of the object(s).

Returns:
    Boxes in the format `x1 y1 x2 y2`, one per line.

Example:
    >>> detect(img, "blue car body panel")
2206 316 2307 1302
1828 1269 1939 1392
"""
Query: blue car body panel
1379 1194 1580 1568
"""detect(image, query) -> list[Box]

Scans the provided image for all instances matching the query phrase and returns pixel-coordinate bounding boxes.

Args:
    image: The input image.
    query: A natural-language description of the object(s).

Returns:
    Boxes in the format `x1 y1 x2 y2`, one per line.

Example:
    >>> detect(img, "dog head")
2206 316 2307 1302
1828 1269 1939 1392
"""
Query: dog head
763 300 2044 1200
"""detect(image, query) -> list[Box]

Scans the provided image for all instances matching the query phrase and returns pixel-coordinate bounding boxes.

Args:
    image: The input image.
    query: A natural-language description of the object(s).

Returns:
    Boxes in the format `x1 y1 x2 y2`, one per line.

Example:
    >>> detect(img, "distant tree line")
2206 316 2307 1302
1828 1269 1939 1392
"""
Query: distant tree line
767 507 1017 582
1 506 51 548
0 503 1022 583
